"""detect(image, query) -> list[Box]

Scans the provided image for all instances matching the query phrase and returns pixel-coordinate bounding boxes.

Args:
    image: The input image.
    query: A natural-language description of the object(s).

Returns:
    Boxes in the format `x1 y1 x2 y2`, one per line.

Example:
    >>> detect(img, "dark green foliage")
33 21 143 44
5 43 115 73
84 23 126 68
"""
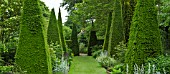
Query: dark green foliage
79 43 87 53
47 8 60 44
114 41 127 63
158 0 170 55
108 0 124 56
125 0 163 73
145 55 170 73
65 40 72 48
15 0 52 74
160 29 169 54
123 1 135 43
110 63 124 74
0 16 20 65
58 8 67 52
71 24 79 56
92 50 102 58
63 26 72 40
62 0 83 11
88 31 97 56
49 43 62 70
102 12 112 51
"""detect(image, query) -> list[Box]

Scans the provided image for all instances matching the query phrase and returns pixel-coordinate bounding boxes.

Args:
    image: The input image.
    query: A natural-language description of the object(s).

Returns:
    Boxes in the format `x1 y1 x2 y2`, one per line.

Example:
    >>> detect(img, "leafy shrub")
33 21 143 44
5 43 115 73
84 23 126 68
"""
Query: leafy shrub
92 50 102 58
79 43 87 53
66 48 74 66
96 51 117 69
63 26 72 40
110 63 124 74
49 42 73 74
145 55 170 74
92 45 102 58
114 41 127 62
92 45 102 52
65 40 72 49
49 43 62 70
0 66 13 74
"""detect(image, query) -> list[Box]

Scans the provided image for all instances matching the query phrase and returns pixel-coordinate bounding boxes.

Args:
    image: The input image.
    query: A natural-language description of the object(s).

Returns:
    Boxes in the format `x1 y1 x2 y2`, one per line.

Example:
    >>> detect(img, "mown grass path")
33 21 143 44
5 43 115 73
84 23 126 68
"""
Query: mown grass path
69 56 106 74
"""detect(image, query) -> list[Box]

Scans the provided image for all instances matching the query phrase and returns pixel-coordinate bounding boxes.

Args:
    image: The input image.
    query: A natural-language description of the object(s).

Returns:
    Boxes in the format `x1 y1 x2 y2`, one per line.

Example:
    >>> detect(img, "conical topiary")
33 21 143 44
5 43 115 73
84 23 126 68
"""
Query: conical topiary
71 24 79 56
58 8 67 53
102 12 112 51
108 0 124 56
125 0 163 73
47 8 60 44
15 0 52 74
87 20 97 56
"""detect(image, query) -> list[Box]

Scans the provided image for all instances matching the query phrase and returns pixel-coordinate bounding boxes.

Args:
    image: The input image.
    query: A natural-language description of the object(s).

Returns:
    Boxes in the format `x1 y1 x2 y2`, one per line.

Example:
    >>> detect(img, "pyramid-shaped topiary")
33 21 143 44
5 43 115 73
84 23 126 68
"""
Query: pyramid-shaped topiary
15 0 52 74
58 8 67 53
102 12 112 51
108 0 124 56
47 8 60 44
71 24 79 56
125 0 163 73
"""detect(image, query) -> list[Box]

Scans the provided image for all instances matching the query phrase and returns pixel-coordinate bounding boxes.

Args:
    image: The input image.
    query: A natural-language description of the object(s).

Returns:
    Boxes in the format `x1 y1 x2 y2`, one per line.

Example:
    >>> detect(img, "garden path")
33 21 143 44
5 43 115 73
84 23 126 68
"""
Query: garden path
69 56 106 74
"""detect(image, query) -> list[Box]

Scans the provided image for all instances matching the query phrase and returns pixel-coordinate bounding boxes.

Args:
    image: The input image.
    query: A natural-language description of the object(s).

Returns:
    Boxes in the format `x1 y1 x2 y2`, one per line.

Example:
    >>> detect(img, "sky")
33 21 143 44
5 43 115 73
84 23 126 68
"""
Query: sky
40 0 68 23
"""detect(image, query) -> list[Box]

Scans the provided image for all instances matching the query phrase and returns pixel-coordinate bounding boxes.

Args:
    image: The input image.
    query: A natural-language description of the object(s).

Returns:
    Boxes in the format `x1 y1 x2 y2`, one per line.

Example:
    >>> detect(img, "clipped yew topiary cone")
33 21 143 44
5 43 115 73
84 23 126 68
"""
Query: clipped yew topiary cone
47 8 60 44
108 0 124 56
102 12 112 51
58 8 68 55
125 0 163 73
71 24 79 56
15 0 52 74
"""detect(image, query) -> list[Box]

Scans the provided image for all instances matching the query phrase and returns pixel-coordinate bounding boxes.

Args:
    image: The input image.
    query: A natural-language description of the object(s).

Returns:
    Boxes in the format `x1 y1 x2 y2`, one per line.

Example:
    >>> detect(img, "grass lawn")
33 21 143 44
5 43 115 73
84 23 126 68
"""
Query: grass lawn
69 56 106 74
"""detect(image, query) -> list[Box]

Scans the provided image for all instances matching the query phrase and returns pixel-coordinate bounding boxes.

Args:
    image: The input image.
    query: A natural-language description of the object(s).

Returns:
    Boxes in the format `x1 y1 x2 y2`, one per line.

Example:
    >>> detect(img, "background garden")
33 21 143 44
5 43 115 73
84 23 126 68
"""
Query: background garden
0 0 170 74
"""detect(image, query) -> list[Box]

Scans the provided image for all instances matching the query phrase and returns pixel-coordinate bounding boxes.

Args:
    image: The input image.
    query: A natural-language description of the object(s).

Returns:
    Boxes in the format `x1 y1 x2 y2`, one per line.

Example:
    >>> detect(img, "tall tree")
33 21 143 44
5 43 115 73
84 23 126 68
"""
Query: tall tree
62 0 83 11
125 0 163 73
64 0 115 39
71 24 79 56
108 0 124 56
102 12 112 51
47 8 60 44
15 0 52 74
